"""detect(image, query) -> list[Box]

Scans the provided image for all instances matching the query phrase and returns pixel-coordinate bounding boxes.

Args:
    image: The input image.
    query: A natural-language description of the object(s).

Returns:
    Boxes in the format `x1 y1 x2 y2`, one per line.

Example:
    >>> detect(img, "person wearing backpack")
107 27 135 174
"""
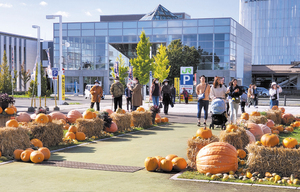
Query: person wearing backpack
110 76 124 112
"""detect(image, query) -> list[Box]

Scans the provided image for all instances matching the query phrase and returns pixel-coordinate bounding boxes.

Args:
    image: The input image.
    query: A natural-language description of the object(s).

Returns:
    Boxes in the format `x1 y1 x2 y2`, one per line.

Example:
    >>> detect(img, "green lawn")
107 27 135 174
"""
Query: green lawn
278 127 300 143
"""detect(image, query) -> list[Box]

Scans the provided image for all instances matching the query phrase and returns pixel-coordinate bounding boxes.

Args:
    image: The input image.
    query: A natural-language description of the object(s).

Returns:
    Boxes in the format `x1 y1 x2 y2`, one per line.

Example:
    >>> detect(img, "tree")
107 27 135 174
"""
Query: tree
12 69 18 91
130 31 153 85
153 44 170 83
166 40 200 85
27 62 50 97
0 51 12 94
110 54 129 87
20 61 31 90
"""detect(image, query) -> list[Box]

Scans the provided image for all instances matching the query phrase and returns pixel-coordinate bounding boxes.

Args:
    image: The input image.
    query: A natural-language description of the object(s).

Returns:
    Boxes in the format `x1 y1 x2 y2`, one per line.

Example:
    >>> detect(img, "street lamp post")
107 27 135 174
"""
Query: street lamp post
46 15 63 105
32 25 41 97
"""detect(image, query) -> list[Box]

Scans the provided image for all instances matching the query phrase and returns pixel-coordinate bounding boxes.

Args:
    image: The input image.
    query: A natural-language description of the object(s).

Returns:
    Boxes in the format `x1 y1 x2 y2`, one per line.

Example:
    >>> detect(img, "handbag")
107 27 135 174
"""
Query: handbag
271 89 277 100
198 84 208 101
232 97 240 103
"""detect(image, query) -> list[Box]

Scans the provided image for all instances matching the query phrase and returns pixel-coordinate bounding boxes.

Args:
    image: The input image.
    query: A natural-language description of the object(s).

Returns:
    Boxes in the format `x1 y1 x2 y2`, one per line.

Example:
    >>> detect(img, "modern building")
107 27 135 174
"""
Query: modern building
239 0 300 89
52 4 252 94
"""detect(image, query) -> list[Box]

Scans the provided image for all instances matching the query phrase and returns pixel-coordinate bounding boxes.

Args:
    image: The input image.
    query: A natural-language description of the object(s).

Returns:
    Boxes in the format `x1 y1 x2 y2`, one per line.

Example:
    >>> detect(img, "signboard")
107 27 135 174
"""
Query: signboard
180 67 193 94
149 71 152 78
61 75 65 101
52 67 58 77
174 77 180 96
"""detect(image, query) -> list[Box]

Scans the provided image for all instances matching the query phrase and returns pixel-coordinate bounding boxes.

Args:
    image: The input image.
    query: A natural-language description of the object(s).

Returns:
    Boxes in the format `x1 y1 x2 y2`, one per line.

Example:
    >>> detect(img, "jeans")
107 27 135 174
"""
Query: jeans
152 96 159 107
90 102 100 111
197 100 209 120
229 100 239 123
270 99 278 109
126 97 132 111
113 96 122 111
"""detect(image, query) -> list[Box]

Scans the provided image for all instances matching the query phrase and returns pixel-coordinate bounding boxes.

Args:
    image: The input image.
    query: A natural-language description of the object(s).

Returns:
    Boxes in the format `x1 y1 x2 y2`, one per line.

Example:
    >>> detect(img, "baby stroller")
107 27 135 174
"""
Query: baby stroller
209 98 227 130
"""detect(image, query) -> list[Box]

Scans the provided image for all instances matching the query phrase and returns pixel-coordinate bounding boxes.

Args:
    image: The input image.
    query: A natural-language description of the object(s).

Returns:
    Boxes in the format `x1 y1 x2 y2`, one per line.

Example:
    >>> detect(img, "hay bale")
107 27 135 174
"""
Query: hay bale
130 111 152 128
246 144 300 177
0 127 31 156
186 135 219 170
219 127 249 150
26 122 64 147
110 113 131 132
249 115 268 124
76 118 104 138
267 110 281 124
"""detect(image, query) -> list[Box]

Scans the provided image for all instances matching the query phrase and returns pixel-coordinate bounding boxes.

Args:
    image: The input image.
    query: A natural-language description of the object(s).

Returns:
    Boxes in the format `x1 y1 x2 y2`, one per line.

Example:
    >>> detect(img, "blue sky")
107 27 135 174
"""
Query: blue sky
0 0 239 40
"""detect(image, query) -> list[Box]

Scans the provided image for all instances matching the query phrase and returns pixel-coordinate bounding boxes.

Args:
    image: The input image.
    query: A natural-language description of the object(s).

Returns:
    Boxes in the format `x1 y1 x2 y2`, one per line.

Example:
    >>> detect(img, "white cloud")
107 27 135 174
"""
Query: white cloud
0 3 12 8
55 11 69 17
96 8 102 13
40 1 48 6
85 11 92 16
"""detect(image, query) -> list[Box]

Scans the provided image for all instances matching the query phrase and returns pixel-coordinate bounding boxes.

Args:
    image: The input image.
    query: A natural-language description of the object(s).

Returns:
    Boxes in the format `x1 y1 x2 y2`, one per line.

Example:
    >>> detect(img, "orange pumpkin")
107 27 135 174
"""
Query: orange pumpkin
65 132 76 140
16 112 31 122
261 133 279 147
155 113 161 119
75 132 86 141
105 122 118 133
66 110 82 123
247 123 264 140
285 126 294 132
258 124 271 134
60 119 67 125
196 127 212 139
196 142 238 174
276 125 284 132
265 119 275 129
93 112 97 118
272 105 279 110
4 107 15 115
20 150 32 162
172 157 187 171
272 129 280 134
25 148 34 152
250 111 260 116
68 125 78 133
237 149 247 159
13 149 24 160
63 124 70 130
130 120 134 127
161 117 169 123
49 112 67 121
47 115 52 123
246 130 256 143
6 119 18 127
282 113 295 125
241 113 249 120
31 138 43 148
38 147 51 160
10 105 17 113
30 151 44 163
282 137 298 149
155 118 161 124
279 107 285 114
165 154 178 161
0 106 2 114
83 111 94 119
155 156 164 171
144 157 158 172
160 159 173 172
136 107 146 112
294 121 300 127
35 113 49 124
121 109 126 114
226 124 238 132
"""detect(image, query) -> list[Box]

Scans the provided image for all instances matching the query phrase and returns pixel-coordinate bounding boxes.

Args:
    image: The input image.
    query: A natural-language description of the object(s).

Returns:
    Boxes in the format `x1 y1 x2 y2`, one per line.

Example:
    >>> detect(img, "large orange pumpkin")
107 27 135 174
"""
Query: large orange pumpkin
65 132 76 140
241 113 249 120
245 130 256 143
258 124 271 134
6 119 18 127
38 147 51 160
75 132 86 141
261 133 279 147
13 149 24 160
49 112 67 121
160 159 173 172
247 123 264 140
30 151 44 163
16 112 31 122
144 157 158 171
83 111 94 119
282 113 295 125
282 137 298 149
35 113 49 124
105 122 118 133
67 110 82 123
31 138 43 148
172 157 187 171
196 127 212 139
226 124 238 132
265 119 275 128
4 107 15 115
196 142 238 174
20 150 32 162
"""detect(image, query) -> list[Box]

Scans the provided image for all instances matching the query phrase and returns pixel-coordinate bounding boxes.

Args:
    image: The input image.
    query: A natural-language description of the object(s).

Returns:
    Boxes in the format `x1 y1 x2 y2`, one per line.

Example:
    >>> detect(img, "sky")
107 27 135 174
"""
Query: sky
0 0 240 40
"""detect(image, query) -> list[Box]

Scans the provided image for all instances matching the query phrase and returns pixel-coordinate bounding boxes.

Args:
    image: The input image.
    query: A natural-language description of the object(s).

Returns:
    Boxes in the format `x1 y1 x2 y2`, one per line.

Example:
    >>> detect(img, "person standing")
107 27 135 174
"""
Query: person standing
128 77 142 111
149 78 161 107
269 82 282 109
182 88 189 104
220 77 230 115
110 76 124 112
125 84 132 111
90 80 103 111
210 76 227 100
228 79 242 124
196 75 211 126
171 84 176 104
247 84 254 108
240 89 247 113
161 79 171 115
253 84 258 108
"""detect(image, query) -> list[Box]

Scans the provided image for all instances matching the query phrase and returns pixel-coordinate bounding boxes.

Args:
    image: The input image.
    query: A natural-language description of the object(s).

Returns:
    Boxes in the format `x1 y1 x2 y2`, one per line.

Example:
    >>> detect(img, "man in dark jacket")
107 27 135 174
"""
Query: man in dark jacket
125 84 132 111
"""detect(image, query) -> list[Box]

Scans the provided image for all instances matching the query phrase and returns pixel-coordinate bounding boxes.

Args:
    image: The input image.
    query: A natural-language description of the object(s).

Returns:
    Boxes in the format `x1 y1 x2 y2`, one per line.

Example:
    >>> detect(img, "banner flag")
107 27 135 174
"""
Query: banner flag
114 61 119 77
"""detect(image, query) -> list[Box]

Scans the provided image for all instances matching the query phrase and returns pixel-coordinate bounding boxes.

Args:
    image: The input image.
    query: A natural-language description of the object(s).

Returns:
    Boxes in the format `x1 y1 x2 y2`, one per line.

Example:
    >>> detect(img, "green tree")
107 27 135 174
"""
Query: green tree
12 69 18 91
20 61 31 90
0 51 12 94
167 39 200 85
130 31 153 85
27 62 49 97
110 54 129 87
153 44 170 83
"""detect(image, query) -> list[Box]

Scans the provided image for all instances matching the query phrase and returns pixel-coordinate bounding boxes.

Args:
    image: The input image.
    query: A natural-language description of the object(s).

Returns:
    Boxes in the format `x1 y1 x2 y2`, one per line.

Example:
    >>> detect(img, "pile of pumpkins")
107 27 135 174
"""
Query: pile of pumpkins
155 113 169 124
14 138 51 164
0 105 17 115
145 154 187 172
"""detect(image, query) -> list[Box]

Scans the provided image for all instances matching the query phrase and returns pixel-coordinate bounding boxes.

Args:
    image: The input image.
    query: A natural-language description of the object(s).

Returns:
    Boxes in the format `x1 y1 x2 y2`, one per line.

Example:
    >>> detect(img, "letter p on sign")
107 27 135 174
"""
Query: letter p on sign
183 75 190 84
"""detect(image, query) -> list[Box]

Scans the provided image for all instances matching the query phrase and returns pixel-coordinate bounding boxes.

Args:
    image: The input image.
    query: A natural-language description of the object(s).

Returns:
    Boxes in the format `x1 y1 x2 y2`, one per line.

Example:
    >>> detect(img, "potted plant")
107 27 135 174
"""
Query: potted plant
0 93 15 111
150 105 160 124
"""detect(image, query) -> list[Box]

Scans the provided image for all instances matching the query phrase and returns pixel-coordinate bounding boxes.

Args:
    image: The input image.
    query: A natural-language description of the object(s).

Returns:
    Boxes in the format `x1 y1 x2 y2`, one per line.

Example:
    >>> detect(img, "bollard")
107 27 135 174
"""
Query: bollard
284 95 286 106
54 94 60 111
39 96 41 108
34 97 36 108
45 95 49 111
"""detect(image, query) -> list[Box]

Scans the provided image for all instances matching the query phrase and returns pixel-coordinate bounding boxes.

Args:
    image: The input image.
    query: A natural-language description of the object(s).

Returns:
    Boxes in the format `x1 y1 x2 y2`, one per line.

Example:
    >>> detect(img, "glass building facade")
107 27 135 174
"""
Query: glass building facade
53 8 251 94
240 0 300 65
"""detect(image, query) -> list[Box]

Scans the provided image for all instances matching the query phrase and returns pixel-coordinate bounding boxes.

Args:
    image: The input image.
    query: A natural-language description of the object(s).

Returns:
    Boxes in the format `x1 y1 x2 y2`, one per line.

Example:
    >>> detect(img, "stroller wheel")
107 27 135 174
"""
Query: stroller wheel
210 124 214 129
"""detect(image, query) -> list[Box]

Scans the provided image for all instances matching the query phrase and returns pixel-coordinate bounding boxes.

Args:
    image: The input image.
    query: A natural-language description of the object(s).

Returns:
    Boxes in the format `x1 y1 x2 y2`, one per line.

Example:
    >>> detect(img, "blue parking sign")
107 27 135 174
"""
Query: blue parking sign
52 67 58 77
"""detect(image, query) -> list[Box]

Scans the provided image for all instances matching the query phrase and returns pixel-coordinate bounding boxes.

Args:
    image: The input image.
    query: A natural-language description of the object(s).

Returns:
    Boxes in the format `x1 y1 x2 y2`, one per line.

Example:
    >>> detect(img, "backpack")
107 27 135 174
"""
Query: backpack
113 83 123 97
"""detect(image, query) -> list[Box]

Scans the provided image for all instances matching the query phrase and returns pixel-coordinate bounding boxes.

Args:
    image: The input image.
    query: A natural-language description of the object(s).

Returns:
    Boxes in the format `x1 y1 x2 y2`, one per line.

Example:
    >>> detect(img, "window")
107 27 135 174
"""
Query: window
109 22 122 29
153 28 167 35
95 22 108 29
183 34 197 41
96 36 105 43
168 20 182 27
123 21 137 28
109 29 122 36
109 36 122 43
68 23 81 30
82 30 94 36
183 27 197 34
214 18 230 25
138 21 152 28
82 23 94 29
198 19 213 26
183 20 197 27
168 28 182 34
153 21 167 27
123 29 137 35
198 34 213 41
95 30 108 36
198 27 213 33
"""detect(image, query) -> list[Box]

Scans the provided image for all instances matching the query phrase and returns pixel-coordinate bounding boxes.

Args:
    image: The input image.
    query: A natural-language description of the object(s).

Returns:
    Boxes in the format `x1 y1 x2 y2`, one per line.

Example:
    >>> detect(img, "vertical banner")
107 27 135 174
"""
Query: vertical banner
11 47 14 78
174 77 180 96
128 66 133 80
31 56 38 80
180 67 193 94
114 61 119 77
46 48 52 78
61 75 65 100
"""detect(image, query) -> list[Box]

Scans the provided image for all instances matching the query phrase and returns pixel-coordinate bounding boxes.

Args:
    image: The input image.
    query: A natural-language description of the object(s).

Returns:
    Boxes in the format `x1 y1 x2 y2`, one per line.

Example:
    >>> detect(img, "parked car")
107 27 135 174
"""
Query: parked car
256 87 269 97
84 84 105 100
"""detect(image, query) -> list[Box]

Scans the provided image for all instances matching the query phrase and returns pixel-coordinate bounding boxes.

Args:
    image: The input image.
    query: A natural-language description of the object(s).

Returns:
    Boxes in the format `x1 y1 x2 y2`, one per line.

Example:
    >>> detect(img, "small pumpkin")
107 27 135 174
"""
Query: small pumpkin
0 106 2 114
93 112 97 118
260 133 279 147
66 110 82 123
83 111 94 119
285 126 294 132
265 119 275 128
258 124 271 134
275 125 284 132
136 107 145 112
65 132 76 140
63 124 70 130
241 113 249 120
172 157 187 171
165 154 178 161
247 123 264 140
282 137 298 149
68 125 78 133
293 121 300 127
272 105 279 110
161 117 169 123
237 149 246 159
6 119 18 127
30 151 44 163
38 147 51 161
16 112 31 122
155 113 161 119
279 107 285 114
226 124 238 132
47 115 52 123
75 132 86 141
35 113 49 124
105 122 118 133
4 107 15 115
272 129 280 134
196 127 212 139
155 118 161 124
102 108 113 116
160 159 173 172
144 157 158 172
20 150 32 162
13 149 24 160
10 105 17 113
250 111 260 117
31 138 43 148
155 156 164 171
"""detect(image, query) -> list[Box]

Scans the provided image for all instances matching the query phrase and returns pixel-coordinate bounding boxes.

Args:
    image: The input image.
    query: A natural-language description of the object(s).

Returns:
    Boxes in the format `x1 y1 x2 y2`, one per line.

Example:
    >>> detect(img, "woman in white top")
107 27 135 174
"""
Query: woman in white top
210 76 228 100
269 82 282 109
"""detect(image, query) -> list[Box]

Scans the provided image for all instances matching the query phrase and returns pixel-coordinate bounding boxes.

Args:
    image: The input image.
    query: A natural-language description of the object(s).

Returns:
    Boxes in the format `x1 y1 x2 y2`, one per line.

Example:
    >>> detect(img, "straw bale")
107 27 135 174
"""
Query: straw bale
110 113 131 132
246 144 300 177
219 127 249 150
267 110 281 124
0 127 31 156
186 135 219 170
130 111 152 128
249 115 268 124
266 111 277 123
26 122 64 147
76 118 104 138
